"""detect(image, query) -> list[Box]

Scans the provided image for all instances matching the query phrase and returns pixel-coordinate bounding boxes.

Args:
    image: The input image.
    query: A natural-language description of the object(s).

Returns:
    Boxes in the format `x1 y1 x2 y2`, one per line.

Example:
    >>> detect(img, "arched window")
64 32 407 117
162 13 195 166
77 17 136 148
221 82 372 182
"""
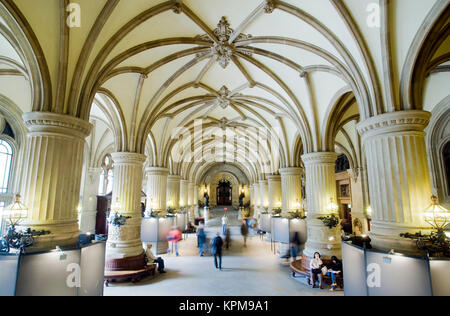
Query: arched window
98 154 113 195
0 138 13 194
444 142 450 195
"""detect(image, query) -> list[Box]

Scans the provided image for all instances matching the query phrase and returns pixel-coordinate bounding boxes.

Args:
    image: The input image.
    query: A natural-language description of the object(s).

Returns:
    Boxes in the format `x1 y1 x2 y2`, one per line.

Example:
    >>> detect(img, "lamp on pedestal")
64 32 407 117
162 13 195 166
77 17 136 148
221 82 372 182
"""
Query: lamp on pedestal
0 194 50 253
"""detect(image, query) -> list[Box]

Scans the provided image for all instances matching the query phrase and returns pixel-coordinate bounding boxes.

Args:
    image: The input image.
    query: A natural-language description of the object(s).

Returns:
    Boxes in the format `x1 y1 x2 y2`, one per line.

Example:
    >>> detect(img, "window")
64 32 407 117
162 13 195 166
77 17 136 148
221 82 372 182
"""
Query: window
0 139 13 194
0 201 5 235
98 154 113 195
444 142 450 195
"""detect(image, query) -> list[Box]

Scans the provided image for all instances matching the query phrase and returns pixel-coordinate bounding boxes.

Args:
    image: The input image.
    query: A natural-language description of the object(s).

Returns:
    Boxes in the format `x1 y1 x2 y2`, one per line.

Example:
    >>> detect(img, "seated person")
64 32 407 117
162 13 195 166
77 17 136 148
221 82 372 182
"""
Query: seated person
145 244 166 274
327 256 342 292
309 252 324 289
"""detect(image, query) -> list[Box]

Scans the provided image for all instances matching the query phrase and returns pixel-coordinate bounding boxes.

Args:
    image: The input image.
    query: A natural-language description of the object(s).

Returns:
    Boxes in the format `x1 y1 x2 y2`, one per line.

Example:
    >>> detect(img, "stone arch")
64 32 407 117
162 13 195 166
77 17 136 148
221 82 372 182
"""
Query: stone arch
427 94 450 207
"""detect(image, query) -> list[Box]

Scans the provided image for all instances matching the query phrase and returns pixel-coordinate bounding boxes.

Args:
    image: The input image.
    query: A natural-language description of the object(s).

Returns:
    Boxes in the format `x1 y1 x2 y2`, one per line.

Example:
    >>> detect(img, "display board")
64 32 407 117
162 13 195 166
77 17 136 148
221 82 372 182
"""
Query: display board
141 217 176 243
342 242 368 296
341 241 448 296
79 242 106 296
259 214 271 232
176 213 187 232
15 249 80 296
366 251 432 296
429 259 450 296
271 217 290 243
0 254 20 296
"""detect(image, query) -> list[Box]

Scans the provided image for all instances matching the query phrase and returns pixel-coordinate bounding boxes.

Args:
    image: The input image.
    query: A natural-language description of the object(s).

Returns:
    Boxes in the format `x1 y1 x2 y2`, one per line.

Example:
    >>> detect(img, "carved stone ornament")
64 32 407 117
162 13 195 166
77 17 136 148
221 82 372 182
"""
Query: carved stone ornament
172 0 182 14
197 17 252 69
217 85 231 109
264 0 276 14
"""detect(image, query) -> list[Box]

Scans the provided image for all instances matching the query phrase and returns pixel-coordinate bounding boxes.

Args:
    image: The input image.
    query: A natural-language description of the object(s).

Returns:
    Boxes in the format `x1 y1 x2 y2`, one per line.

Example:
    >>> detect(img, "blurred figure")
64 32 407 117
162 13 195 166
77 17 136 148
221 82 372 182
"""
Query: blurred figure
167 226 182 256
196 222 205 248
240 220 249 247
211 232 223 270
197 224 208 256
221 214 228 236
290 232 301 262
145 244 166 274
225 227 231 249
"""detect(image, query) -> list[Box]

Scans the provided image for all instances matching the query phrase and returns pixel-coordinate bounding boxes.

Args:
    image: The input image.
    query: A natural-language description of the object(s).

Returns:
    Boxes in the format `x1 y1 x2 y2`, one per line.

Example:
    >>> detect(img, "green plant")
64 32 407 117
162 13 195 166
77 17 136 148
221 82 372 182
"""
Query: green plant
318 214 339 229
271 208 282 217
287 209 306 220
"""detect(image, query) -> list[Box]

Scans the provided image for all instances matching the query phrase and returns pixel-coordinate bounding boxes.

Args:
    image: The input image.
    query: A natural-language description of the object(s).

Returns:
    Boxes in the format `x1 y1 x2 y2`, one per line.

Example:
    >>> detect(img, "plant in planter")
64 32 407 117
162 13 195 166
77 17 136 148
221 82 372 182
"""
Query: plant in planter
166 207 176 216
287 209 307 220
109 212 131 227
271 208 282 217
318 214 340 229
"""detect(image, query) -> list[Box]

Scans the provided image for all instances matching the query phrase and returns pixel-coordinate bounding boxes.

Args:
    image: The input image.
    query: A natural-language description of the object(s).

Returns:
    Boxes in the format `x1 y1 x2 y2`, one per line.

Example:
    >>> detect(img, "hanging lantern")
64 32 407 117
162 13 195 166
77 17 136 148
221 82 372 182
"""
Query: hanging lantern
3 194 28 227
423 196 450 231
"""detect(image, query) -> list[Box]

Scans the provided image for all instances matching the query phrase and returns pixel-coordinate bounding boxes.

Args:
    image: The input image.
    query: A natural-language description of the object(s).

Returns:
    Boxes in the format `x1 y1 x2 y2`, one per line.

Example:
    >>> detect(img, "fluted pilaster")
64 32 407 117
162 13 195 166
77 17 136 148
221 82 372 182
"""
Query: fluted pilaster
107 152 146 259
80 167 102 233
188 182 195 223
253 182 261 216
167 175 181 210
279 168 302 216
20 112 92 251
357 110 433 253
145 167 169 215
180 179 189 208
302 152 340 259
267 175 282 212
259 179 269 210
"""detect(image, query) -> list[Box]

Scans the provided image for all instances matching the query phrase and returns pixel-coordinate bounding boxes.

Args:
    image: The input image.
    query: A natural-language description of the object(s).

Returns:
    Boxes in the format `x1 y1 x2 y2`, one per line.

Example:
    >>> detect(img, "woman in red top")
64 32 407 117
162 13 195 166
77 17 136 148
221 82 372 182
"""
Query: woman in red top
167 226 182 256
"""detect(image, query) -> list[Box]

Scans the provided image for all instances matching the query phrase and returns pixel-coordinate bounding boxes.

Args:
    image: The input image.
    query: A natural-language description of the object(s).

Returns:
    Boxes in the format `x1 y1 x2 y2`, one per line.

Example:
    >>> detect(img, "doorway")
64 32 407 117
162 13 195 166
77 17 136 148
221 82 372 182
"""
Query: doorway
217 180 232 205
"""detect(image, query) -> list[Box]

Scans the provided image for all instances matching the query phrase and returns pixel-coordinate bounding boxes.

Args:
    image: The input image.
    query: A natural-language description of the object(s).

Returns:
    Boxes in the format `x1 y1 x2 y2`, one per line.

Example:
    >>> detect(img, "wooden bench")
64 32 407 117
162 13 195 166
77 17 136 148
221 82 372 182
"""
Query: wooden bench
290 255 344 289
105 264 156 286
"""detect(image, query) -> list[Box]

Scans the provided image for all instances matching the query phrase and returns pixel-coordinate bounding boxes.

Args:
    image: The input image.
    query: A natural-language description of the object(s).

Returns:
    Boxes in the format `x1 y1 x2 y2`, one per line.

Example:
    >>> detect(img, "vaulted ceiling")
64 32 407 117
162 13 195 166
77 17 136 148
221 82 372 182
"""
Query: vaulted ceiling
0 0 448 183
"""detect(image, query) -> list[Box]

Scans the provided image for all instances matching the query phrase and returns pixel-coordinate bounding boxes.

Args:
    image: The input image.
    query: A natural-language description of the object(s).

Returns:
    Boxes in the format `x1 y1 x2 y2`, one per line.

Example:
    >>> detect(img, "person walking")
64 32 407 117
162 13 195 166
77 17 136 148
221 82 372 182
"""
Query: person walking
221 214 228 236
197 225 207 256
211 232 224 270
145 244 166 274
240 220 249 247
167 226 182 256
225 227 231 249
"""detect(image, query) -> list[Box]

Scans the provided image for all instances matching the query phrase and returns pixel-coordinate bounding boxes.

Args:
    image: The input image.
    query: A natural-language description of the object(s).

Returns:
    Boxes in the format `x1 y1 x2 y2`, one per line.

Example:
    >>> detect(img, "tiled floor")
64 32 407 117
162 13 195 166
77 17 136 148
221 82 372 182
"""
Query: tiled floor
104 208 343 296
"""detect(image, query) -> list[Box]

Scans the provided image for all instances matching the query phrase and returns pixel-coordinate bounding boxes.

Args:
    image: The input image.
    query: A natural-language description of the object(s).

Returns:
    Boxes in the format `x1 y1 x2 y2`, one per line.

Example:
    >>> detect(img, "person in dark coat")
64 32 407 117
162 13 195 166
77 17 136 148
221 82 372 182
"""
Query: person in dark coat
240 220 249 247
211 232 224 270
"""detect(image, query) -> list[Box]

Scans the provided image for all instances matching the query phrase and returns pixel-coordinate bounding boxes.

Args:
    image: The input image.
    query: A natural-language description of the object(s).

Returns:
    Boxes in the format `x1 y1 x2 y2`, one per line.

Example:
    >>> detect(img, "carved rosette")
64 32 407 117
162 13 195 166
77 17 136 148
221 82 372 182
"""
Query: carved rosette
264 0 276 14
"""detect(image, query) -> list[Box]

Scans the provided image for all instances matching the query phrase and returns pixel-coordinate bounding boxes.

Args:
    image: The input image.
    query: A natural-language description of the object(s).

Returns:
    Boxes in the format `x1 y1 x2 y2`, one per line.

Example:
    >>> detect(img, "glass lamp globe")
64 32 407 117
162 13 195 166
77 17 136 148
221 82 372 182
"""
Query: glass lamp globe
3 194 28 226
424 196 450 230
327 197 339 214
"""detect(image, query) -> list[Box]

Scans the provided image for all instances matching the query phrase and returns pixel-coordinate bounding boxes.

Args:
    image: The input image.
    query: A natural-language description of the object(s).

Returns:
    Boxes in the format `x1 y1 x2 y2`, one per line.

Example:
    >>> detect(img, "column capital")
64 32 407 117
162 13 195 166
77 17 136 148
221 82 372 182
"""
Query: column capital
357 110 431 140
23 112 92 139
279 167 303 176
111 152 146 165
267 174 281 181
302 152 338 165
145 167 169 176
168 174 182 181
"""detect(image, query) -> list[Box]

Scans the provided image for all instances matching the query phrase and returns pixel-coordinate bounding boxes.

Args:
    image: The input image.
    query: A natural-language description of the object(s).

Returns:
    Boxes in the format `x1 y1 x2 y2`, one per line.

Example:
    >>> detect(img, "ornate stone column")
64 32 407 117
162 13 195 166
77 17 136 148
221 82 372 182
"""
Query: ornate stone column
145 167 169 216
80 167 102 233
167 175 181 211
20 112 92 251
279 168 303 216
106 152 146 270
188 182 195 223
302 152 341 259
357 110 433 253
180 179 189 209
267 175 282 212
347 168 369 234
